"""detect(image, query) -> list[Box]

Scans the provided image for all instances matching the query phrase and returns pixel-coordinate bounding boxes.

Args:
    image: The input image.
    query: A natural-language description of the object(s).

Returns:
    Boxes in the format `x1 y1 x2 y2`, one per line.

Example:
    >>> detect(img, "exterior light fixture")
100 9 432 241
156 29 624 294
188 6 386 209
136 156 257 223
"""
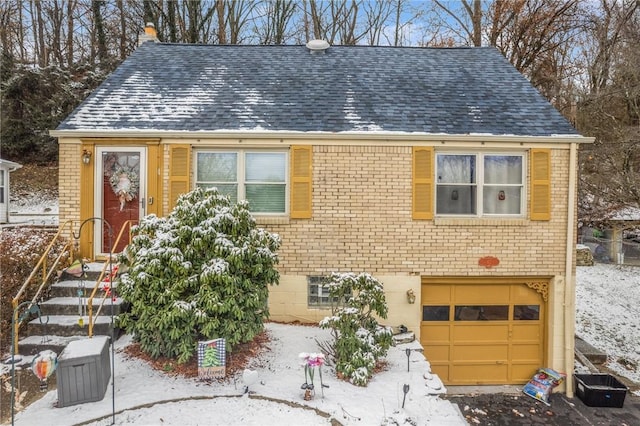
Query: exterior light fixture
82 149 92 164
406 289 416 304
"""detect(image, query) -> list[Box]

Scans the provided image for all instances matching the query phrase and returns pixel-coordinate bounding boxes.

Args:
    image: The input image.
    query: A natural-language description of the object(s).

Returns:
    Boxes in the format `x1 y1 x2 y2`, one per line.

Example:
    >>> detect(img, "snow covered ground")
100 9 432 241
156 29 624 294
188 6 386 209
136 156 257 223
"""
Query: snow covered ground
576 263 640 388
7 192 59 226
4 187 639 423
9 323 465 426
5 263 638 425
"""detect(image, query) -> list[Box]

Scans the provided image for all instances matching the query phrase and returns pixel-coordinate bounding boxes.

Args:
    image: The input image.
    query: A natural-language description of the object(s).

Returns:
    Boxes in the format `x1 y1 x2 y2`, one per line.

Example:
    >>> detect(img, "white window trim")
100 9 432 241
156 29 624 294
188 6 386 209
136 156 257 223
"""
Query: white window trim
194 149 289 216
435 150 526 218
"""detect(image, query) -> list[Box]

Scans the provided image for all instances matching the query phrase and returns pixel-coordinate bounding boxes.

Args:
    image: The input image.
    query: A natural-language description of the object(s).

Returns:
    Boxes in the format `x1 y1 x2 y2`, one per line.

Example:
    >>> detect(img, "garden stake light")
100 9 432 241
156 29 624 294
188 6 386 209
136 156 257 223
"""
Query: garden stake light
402 384 410 408
406 348 411 372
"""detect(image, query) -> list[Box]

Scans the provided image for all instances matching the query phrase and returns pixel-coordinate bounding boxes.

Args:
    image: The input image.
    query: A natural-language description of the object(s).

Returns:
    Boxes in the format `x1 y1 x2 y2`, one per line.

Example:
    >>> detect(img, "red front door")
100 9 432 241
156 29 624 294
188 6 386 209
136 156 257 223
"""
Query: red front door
96 148 146 255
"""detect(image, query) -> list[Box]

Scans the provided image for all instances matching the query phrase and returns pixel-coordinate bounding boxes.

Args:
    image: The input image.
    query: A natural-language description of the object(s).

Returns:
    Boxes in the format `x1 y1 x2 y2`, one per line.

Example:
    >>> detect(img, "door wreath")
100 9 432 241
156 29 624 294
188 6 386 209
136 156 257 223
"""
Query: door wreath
109 166 138 211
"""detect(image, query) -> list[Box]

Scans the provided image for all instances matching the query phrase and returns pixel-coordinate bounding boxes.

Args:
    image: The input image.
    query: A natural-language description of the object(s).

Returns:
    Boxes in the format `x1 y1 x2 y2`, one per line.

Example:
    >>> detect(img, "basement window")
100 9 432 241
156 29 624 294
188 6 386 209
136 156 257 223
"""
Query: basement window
307 276 351 308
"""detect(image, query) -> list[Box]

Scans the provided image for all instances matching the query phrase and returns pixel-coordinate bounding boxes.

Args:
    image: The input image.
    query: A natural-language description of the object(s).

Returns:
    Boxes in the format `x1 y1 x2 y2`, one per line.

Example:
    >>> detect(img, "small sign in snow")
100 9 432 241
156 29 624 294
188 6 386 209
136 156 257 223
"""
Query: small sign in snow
198 338 226 380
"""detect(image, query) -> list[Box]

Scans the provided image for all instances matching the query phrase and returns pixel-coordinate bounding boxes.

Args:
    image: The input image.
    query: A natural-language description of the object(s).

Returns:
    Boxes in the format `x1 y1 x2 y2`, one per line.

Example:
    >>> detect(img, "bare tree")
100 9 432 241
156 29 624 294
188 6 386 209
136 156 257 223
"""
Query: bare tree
225 0 258 44
578 1 640 219
66 0 76 65
254 0 297 44
432 0 482 46
360 0 393 46
0 1 19 56
583 0 639 94
92 0 107 62
216 0 226 43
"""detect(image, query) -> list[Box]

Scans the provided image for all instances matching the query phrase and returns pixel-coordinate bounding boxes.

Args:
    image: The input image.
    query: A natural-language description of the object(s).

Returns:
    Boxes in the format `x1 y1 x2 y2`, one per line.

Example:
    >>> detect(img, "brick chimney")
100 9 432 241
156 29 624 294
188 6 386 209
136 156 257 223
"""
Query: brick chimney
138 23 159 46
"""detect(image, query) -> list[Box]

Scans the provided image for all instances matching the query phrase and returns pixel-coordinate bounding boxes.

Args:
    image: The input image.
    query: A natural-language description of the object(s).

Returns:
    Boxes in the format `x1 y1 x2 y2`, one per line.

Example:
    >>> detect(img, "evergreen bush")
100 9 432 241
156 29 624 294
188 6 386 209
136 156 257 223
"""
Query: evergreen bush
319 273 392 386
117 187 280 363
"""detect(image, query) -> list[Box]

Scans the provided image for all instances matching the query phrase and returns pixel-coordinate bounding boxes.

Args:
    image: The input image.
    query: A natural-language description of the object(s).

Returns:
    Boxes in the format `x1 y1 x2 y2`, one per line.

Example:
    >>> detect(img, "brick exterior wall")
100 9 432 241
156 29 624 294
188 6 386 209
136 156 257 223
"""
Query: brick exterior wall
264 145 570 277
57 138 576 383
58 143 82 224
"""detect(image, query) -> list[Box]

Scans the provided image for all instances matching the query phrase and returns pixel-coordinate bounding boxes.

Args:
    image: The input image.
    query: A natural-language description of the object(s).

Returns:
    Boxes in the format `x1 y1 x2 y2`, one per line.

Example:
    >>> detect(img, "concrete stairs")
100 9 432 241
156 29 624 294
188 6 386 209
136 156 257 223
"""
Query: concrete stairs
17 262 125 356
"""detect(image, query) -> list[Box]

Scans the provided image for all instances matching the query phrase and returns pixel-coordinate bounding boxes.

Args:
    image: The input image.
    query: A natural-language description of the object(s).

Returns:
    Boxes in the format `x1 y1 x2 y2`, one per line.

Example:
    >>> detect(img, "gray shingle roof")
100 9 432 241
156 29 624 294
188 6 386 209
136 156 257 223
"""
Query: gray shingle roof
56 42 579 136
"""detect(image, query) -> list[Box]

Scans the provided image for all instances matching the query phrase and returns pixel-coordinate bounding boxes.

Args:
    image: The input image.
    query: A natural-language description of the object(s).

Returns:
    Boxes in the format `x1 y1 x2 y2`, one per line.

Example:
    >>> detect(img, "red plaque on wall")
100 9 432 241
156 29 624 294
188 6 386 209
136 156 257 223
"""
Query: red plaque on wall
478 256 500 268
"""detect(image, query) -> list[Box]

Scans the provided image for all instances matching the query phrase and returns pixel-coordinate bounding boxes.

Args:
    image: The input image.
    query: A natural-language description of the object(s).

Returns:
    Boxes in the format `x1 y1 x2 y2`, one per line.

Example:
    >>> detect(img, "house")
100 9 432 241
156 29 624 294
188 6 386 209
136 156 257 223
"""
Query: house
0 158 22 223
50 32 593 391
580 207 640 265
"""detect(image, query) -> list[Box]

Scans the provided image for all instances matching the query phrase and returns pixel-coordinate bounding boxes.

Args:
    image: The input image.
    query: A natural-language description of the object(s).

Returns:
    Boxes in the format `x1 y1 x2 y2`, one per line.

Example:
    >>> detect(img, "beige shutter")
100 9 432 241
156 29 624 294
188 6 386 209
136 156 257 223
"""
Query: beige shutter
530 148 551 221
168 145 191 211
413 147 434 220
290 145 312 219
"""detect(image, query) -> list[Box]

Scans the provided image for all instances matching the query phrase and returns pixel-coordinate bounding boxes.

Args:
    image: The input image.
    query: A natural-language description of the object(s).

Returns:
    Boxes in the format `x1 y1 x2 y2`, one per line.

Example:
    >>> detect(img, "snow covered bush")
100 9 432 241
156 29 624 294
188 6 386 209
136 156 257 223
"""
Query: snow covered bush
117 187 280 363
319 273 392 386
0 227 69 354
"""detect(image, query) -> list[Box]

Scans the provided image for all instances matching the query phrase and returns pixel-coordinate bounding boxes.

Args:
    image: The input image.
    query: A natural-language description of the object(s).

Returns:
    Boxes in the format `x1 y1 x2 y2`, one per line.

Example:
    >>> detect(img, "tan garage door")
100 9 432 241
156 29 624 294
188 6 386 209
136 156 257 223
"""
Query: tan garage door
420 278 546 385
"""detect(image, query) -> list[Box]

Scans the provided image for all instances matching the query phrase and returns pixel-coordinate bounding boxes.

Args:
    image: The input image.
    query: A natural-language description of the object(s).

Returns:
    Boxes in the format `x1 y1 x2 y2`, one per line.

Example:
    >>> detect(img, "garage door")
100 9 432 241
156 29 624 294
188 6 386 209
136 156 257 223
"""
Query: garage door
420 278 546 385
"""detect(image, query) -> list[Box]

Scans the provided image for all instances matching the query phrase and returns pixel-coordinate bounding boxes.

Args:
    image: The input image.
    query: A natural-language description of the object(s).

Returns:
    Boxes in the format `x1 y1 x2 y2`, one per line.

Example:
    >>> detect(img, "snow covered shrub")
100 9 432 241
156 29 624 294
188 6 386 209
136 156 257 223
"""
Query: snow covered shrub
319 273 392 386
0 228 69 354
117 187 280 363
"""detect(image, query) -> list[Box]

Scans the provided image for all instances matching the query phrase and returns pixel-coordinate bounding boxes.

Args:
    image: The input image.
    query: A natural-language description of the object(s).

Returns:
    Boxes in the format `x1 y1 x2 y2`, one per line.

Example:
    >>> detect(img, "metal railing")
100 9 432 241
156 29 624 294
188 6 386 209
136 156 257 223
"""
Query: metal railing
87 220 137 337
11 220 77 354
11 219 137 353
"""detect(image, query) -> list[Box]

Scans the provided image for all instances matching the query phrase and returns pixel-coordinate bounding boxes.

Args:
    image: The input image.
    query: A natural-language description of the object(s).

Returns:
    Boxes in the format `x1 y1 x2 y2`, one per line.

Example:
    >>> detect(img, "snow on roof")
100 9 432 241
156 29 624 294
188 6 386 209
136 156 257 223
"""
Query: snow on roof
56 43 582 138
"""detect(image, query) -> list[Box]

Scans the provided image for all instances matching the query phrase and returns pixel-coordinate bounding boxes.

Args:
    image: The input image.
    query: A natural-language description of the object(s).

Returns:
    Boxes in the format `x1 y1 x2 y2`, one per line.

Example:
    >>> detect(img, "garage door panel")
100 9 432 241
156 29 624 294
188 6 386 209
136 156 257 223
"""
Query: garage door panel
511 285 541 302
451 364 509 384
421 280 546 386
423 345 449 362
421 324 450 342
512 343 542 359
431 364 449 382
454 285 510 303
423 285 452 303
453 324 509 341
452 344 508 361
512 324 541 340
511 364 539 382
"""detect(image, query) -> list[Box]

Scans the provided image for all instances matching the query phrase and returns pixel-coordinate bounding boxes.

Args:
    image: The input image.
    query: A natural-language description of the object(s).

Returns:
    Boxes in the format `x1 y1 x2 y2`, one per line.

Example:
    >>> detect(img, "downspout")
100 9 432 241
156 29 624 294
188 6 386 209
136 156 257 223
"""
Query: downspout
564 142 578 397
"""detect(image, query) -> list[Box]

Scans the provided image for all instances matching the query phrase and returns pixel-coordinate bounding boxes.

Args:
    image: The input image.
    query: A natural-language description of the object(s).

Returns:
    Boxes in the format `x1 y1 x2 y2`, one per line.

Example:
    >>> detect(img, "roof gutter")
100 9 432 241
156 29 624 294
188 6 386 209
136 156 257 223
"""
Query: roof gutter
0 160 23 172
50 129 594 145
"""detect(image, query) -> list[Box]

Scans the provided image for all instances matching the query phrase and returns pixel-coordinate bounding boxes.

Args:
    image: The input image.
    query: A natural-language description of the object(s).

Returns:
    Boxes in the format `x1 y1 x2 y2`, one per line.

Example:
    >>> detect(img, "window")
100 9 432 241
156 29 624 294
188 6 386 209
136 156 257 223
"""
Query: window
0 170 4 203
195 150 287 214
307 276 351 308
454 305 509 321
422 305 450 321
436 153 524 217
514 305 540 320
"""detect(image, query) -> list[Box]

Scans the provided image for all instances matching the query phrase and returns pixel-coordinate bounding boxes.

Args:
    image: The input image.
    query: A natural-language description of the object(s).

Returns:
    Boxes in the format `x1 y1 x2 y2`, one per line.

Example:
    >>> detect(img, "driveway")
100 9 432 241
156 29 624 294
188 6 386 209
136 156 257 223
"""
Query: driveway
445 391 640 425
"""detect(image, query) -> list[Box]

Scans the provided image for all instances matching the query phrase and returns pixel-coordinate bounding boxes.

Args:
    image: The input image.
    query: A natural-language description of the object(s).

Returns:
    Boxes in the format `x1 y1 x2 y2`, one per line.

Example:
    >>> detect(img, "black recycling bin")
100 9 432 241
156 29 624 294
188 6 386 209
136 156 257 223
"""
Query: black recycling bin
574 373 628 408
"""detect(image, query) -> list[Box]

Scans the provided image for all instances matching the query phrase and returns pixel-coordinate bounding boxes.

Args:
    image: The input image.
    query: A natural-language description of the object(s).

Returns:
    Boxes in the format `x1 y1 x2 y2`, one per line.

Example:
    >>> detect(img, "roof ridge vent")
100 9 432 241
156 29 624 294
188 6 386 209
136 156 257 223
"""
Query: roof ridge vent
306 39 330 55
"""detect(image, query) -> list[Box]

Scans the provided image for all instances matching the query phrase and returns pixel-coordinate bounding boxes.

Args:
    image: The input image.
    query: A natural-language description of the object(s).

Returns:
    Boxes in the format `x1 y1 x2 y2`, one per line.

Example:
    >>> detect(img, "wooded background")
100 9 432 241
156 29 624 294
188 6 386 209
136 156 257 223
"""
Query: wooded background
1 0 638 219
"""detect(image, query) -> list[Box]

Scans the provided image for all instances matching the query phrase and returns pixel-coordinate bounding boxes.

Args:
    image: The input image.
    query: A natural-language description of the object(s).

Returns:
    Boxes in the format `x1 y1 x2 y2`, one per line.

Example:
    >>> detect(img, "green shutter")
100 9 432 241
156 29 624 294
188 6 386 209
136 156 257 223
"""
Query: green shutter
290 145 312 219
169 145 190 211
530 149 551 221
413 147 434 220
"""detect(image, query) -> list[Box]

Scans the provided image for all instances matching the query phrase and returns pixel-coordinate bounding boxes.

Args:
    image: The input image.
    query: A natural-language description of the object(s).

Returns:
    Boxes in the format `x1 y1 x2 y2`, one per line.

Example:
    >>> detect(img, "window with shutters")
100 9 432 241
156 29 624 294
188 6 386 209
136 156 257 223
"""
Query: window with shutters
435 152 525 217
195 150 288 214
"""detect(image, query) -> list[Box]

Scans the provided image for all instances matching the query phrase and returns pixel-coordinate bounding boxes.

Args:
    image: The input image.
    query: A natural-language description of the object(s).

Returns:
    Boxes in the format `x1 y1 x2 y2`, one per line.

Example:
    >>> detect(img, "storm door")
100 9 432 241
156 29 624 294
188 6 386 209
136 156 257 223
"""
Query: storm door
95 147 146 255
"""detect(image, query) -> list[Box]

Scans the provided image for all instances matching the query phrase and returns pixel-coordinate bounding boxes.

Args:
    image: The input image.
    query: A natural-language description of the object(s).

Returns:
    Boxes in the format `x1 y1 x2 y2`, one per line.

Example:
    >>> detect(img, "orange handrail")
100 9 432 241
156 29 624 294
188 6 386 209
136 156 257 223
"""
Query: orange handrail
87 220 137 337
11 220 78 354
